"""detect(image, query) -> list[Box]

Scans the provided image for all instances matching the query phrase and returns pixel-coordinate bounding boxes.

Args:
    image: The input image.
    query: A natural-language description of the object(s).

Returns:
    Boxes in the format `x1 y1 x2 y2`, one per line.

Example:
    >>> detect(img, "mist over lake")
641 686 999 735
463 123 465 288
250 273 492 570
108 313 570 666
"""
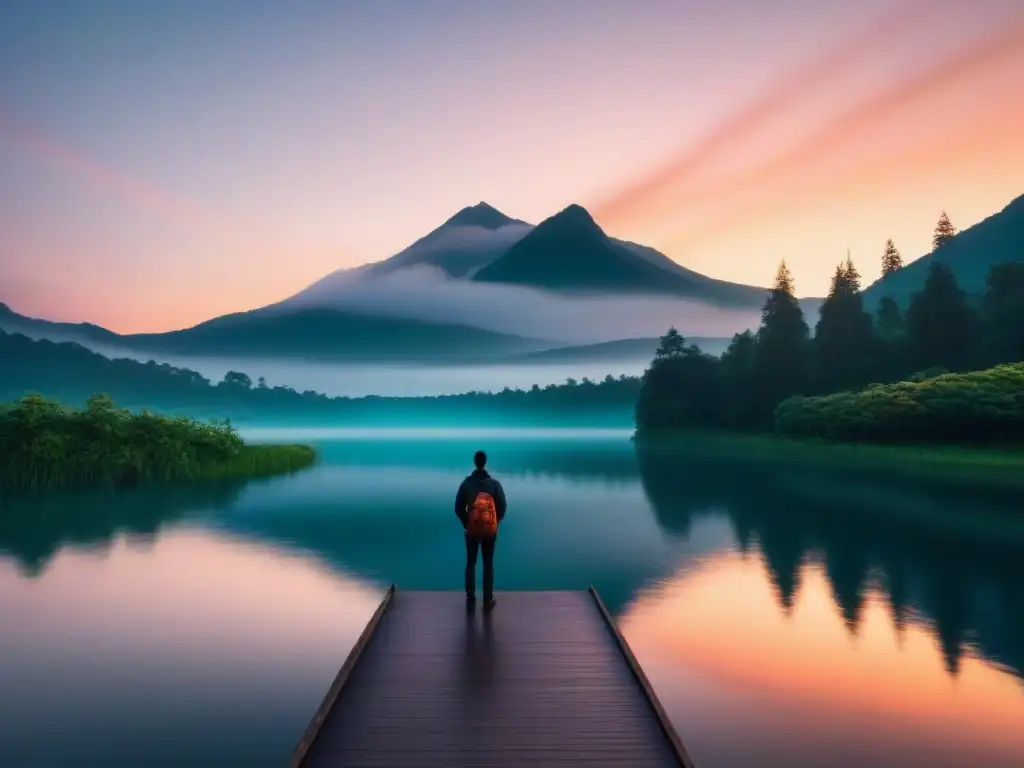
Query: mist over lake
107 353 651 398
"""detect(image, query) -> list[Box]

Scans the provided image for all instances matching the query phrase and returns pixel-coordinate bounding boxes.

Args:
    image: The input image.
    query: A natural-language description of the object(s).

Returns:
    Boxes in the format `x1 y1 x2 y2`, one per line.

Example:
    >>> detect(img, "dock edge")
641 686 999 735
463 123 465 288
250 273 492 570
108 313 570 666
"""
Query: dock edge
588 585 697 768
288 583 396 767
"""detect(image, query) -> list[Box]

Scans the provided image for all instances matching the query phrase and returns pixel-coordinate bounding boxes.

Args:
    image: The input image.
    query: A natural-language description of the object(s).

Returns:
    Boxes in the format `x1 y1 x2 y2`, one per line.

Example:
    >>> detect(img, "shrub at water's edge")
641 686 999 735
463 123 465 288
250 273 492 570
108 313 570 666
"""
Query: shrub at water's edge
0 393 316 491
774 363 1024 444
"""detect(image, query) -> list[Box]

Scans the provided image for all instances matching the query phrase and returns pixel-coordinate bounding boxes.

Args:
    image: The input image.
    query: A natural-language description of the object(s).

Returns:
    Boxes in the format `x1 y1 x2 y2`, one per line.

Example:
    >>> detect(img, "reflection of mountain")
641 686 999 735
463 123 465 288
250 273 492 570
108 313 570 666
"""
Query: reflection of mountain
0 480 248 576
634 444 1024 681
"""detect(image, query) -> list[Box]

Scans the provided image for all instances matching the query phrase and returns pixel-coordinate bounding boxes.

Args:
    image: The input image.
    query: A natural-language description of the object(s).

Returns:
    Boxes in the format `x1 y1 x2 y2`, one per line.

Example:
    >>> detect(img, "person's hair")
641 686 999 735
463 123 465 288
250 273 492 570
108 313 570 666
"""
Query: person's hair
473 450 487 469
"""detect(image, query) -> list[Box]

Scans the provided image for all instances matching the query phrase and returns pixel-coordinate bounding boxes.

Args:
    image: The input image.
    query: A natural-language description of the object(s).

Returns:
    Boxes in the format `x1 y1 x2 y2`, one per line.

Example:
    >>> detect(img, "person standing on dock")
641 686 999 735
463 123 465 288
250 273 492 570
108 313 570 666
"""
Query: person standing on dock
455 450 506 611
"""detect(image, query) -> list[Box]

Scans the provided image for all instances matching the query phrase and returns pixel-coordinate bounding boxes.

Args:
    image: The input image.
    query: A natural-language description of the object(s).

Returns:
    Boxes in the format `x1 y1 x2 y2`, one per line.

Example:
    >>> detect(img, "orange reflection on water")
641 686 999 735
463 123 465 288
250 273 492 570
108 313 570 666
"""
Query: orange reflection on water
620 552 1024 767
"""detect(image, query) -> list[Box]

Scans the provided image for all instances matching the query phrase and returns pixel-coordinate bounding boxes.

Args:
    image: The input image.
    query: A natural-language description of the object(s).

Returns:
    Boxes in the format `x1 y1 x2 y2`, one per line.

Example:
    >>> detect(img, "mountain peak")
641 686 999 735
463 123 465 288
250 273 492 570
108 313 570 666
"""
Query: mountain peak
557 203 595 221
443 202 518 230
542 203 603 235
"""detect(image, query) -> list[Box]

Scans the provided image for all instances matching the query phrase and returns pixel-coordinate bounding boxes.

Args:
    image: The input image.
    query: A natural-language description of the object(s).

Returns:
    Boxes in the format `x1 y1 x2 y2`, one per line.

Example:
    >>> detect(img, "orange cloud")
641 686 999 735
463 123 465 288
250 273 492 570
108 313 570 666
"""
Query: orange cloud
660 113 1024 260
663 23 1024 215
0 110 212 231
590 0 935 225
653 27 1024 256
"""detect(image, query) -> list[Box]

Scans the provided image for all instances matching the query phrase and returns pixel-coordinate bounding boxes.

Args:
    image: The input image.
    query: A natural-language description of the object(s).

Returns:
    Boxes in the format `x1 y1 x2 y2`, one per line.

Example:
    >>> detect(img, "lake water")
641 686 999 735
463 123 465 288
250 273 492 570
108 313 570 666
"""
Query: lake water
1 429 1022 767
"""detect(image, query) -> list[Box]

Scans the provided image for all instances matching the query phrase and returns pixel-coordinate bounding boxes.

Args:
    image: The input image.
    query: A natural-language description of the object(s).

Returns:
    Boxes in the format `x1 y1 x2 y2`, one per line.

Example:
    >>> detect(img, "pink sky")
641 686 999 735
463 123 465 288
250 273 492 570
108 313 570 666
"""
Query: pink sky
0 0 1022 333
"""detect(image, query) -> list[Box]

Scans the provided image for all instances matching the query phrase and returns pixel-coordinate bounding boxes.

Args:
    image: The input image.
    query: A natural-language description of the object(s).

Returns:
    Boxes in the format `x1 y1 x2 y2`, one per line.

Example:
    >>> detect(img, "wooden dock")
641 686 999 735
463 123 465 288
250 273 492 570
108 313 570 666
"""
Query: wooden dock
289 587 695 767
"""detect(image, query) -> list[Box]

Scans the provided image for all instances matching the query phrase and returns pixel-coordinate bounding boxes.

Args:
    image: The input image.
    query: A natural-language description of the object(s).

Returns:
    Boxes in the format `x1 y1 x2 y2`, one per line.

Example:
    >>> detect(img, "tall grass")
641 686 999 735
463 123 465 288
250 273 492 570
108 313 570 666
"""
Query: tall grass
0 393 316 491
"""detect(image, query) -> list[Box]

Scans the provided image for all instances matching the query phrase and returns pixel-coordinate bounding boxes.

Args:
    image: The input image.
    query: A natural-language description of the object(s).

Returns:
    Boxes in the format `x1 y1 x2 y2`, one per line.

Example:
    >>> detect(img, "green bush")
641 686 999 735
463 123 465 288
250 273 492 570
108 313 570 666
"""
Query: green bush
774 363 1024 444
0 393 316 491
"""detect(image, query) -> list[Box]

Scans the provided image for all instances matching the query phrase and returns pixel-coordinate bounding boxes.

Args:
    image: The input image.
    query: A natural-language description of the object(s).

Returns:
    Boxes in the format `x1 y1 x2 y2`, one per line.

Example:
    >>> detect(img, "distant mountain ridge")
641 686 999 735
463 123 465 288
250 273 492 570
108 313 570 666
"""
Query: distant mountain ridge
0 302 552 364
5 193 1019 368
350 202 532 281
504 335 732 364
292 201 771 310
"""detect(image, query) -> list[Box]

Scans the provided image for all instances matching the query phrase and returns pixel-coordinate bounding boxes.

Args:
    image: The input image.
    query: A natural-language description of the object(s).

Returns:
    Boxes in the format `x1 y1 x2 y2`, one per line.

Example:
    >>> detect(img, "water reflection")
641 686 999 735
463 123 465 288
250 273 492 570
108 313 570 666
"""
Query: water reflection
621 555 1024 768
1 433 1022 768
0 527 381 767
0 480 249 576
635 444 1024 682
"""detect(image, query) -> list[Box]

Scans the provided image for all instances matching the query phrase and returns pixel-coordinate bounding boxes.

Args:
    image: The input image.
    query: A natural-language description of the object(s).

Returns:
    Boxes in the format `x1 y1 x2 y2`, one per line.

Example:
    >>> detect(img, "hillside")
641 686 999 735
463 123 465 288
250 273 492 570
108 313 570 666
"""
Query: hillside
503 335 732 364
0 302 122 346
0 330 639 426
0 304 551 363
863 193 1024 309
473 204 767 307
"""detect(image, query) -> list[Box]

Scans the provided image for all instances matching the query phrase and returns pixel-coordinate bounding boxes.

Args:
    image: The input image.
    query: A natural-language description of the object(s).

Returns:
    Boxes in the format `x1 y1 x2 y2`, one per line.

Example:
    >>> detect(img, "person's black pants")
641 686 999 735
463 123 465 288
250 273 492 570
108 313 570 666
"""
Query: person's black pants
465 534 496 601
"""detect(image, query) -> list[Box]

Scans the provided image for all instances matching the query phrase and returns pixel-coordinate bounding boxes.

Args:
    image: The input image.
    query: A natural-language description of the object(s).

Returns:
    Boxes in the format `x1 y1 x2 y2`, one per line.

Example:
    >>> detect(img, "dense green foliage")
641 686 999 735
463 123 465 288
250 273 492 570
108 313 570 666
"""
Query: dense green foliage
636 209 1024 445
904 261 978 373
635 330 723 431
775 364 1024 444
751 262 811 426
981 262 1024 367
0 330 641 425
0 393 316 491
812 257 877 394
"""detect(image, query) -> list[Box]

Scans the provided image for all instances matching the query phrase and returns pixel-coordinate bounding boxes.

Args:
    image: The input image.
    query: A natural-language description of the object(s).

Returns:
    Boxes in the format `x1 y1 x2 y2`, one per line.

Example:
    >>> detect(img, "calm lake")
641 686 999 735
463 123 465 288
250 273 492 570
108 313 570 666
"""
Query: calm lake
1 429 1022 767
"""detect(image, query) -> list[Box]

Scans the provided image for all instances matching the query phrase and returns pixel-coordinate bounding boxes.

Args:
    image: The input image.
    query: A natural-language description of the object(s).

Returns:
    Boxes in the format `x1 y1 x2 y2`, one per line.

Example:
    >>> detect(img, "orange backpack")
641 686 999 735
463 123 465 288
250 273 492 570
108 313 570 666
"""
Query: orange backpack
466 491 498 538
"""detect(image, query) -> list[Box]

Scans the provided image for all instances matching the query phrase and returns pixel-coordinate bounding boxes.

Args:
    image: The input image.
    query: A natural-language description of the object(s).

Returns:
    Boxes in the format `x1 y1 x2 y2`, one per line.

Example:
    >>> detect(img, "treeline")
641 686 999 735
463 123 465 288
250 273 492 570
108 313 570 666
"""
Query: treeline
636 211 1024 444
0 331 641 424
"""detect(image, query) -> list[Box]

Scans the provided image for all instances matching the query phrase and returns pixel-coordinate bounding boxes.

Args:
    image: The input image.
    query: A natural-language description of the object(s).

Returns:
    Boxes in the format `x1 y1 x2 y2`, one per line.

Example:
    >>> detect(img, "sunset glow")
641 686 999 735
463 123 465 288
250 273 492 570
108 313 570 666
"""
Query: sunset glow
1 0 1022 331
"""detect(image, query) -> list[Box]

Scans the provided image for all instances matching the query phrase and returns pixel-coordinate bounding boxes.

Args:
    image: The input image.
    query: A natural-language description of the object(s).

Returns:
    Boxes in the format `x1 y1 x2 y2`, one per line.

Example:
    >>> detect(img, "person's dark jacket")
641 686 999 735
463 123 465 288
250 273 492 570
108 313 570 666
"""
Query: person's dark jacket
455 468 507 533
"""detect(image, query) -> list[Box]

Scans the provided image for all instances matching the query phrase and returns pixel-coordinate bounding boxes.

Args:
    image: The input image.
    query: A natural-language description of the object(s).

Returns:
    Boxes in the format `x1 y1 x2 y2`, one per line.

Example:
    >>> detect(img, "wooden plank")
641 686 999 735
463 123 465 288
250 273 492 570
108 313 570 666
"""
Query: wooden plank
589 585 697 768
288 584 395 768
297 589 690 767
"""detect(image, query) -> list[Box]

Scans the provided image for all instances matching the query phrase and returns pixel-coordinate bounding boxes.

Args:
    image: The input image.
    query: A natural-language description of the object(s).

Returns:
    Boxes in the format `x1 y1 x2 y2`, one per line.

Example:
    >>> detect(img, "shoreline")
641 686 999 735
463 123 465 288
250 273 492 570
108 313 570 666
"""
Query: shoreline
0 443 317 494
634 430 1024 490
634 430 1024 543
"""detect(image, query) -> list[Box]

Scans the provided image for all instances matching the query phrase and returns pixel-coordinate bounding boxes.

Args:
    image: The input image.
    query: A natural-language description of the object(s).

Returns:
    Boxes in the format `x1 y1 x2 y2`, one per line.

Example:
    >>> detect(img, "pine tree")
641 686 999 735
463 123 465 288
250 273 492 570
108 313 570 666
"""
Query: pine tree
932 211 957 251
905 261 978 372
981 262 1024 366
874 296 906 379
773 260 795 295
637 331 723 431
875 297 904 343
881 239 903 275
751 261 810 426
654 327 686 359
813 255 877 393
843 250 861 290
720 330 758 428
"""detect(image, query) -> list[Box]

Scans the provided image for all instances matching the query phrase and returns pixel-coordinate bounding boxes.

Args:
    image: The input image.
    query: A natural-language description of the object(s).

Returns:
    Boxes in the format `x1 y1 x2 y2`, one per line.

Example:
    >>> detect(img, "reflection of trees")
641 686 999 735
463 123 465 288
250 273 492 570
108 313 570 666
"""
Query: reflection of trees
635 443 1024 681
0 480 248 576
